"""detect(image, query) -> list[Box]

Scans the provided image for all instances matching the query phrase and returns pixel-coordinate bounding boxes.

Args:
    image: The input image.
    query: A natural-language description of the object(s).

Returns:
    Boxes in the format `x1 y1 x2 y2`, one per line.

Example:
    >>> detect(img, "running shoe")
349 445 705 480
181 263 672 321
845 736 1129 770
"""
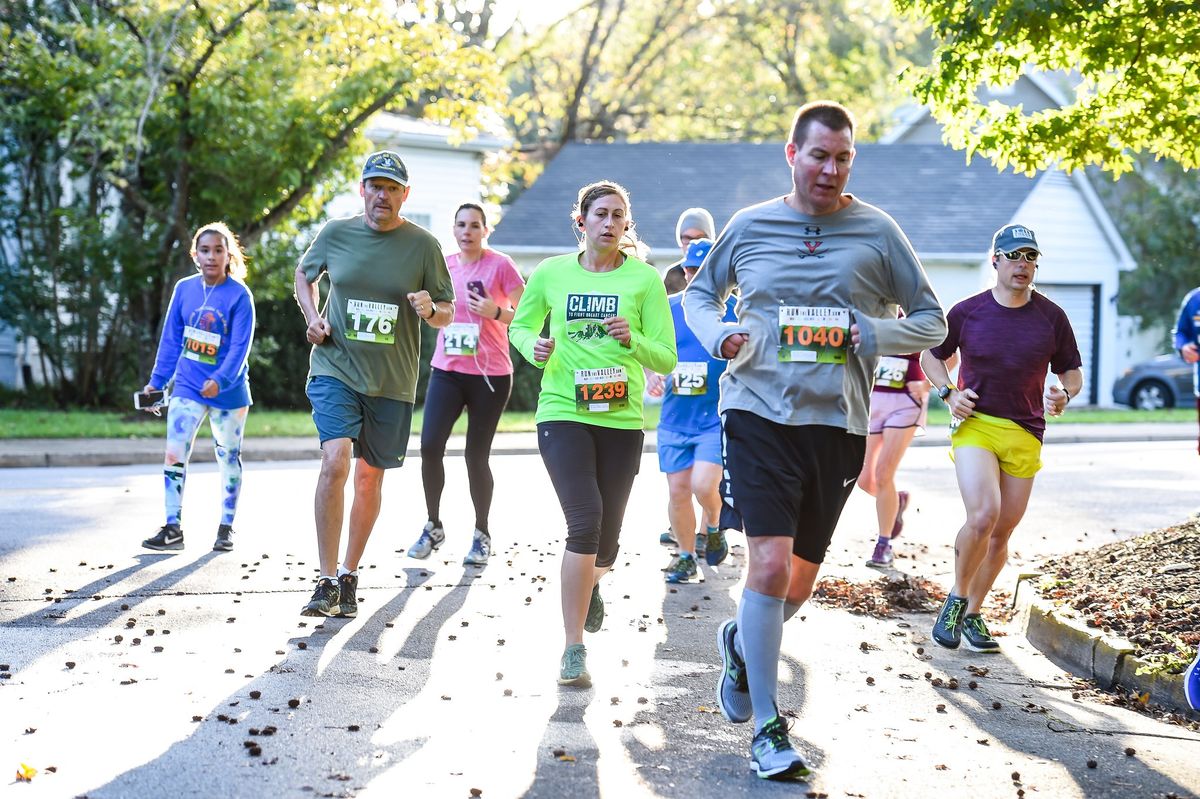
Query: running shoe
750 713 810 780
301 577 340 617
659 528 676 546
932 594 968 649
661 553 682 573
336 572 358 618
557 643 591 688
143 523 183 551
891 490 909 539
705 529 728 566
463 528 491 566
961 613 1000 653
694 532 706 558
1184 650 1200 711
407 521 445 560
665 553 699 584
865 539 893 568
212 524 234 552
716 619 752 723
584 584 604 633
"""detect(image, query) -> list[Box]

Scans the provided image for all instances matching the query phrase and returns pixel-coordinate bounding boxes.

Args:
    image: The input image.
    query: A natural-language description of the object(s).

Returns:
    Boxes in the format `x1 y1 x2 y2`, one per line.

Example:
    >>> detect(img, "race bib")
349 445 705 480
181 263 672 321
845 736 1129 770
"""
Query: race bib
574 367 628 412
672 361 708 396
183 326 221 365
778 306 849 364
874 356 908 389
345 298 398 344
443 322 480 356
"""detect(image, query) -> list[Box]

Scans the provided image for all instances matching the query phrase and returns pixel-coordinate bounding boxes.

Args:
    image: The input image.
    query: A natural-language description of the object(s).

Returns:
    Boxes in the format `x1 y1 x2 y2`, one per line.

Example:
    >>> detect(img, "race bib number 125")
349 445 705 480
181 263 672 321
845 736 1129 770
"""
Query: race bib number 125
778 306 849 364
672 362 708 396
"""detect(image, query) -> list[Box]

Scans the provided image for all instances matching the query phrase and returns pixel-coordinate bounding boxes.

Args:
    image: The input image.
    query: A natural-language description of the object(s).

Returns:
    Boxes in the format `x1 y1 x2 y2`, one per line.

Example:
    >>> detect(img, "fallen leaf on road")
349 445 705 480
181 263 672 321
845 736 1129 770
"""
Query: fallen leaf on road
16 763 37 782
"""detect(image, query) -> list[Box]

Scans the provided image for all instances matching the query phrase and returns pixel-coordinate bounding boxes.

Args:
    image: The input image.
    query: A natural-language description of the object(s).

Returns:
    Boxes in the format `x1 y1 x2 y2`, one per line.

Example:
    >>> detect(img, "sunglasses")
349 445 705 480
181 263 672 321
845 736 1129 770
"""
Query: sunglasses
997 250 1039 263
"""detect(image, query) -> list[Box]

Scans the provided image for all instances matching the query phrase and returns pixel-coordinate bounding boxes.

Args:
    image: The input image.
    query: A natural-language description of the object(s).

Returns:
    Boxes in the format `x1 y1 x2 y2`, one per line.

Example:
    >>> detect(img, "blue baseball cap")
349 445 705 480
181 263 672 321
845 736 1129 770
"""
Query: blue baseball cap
361 150 409 186
683 238 714 268
992 223 1040 254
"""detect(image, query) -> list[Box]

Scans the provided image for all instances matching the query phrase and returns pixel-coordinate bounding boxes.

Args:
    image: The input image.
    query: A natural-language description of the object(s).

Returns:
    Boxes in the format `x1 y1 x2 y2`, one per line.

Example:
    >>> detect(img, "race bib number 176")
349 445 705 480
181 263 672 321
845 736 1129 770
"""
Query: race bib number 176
345 299 398 344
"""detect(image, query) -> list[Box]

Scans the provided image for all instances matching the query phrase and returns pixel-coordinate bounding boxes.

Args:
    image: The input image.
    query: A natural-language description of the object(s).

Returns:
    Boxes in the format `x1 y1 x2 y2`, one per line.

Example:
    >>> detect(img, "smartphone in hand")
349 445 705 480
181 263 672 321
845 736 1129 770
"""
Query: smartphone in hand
133 390 165 410
467 279 486 298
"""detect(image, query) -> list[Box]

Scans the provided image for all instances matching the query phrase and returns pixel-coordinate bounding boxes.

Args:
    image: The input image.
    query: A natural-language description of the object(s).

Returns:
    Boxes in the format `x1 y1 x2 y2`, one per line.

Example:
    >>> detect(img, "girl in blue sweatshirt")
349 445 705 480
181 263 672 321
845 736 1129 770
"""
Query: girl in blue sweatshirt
141 222 256 552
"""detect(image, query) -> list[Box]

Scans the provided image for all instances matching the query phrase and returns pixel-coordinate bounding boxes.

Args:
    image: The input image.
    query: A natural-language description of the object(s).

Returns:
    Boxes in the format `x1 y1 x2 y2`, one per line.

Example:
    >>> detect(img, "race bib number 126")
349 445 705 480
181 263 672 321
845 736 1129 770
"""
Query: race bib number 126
778 306 849 364
345 299 398 344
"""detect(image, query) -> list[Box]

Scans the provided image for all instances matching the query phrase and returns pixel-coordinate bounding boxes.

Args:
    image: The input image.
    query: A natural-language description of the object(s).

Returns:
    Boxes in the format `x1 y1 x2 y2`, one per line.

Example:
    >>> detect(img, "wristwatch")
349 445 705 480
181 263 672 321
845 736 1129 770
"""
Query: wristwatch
937 384 954 401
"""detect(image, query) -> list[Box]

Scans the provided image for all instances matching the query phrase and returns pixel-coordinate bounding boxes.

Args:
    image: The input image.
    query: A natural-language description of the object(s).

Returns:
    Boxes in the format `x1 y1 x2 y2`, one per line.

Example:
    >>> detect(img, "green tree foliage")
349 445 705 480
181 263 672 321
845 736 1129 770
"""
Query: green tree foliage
894 0 1200 175
0 1 502 405
1102 160 1200 337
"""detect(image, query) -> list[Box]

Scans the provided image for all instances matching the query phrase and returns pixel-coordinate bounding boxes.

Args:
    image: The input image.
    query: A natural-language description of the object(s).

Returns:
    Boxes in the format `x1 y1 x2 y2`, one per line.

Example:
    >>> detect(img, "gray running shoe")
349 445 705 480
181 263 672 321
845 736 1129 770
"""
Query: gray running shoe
584 584 604 633
212 524 234 552
961 613 1000 653
932 594 968 649
336 572 358 618
301 577 340 617
143 524 183 551
557 643 591 688
463 528 491 566
750 714 810 780
407 521 445 559
716 619 752 723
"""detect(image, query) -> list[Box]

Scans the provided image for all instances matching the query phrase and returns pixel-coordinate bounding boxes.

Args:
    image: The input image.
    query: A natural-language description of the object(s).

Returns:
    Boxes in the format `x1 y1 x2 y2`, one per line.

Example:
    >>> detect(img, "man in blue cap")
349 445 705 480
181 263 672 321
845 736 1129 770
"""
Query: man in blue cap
647 237 736 583
294 150 455 619
923 223 1082 653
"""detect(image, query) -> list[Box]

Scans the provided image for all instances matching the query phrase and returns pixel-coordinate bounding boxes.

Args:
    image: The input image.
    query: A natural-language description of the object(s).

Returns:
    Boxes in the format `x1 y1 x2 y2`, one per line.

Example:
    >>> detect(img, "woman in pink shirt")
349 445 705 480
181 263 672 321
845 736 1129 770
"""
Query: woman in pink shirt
407 203 525 566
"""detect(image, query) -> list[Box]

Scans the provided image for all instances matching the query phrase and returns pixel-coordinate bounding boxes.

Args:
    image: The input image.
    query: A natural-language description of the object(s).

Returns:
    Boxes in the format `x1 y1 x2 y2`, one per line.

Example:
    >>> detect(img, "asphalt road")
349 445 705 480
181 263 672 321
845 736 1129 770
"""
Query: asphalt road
1 440 1198 798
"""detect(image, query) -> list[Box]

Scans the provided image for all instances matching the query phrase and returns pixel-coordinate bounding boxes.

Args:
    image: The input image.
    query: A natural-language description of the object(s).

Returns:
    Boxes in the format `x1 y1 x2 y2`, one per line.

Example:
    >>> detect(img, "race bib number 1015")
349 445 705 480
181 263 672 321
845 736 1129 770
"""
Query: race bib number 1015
778 306 849 364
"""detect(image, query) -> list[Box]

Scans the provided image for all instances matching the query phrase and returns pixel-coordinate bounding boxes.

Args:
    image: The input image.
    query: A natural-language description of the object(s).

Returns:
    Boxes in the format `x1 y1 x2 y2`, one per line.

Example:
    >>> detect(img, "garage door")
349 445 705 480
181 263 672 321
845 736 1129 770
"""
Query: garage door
1035 283 1099 405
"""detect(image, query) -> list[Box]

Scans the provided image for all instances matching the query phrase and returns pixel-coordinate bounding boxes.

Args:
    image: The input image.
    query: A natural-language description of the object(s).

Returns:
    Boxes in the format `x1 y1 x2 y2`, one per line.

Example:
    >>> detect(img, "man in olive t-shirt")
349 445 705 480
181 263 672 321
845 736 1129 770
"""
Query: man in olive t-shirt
294 150 455 619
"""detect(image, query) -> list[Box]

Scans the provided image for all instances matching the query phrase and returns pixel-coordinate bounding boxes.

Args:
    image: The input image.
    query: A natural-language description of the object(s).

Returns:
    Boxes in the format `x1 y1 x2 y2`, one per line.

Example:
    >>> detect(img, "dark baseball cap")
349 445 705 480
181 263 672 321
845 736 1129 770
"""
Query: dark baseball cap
992 223 1040 254
683 238 714 268
361 151 409 186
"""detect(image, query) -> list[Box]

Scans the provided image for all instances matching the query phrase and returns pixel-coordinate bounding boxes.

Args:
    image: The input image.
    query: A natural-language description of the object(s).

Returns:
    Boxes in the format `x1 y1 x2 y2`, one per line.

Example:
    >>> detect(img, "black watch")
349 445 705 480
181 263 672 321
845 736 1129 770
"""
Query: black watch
937 384 953 401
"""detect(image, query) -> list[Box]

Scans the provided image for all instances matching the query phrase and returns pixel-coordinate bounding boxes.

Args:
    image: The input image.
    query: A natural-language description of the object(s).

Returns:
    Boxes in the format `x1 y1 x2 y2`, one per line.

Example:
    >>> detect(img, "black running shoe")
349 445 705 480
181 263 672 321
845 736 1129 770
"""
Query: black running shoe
932 594 968 649
584 584 604 633
301 577 340 617
337 573 358 618
212 524 234 552
961 613 1000 653
143 524 183 551
750 714 810 780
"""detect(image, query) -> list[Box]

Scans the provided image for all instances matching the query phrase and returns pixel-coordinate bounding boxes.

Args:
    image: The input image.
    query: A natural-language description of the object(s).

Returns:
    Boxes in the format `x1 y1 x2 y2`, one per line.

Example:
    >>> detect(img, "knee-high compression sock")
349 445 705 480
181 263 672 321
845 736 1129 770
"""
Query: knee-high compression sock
737 588 785 732
735 600 803 661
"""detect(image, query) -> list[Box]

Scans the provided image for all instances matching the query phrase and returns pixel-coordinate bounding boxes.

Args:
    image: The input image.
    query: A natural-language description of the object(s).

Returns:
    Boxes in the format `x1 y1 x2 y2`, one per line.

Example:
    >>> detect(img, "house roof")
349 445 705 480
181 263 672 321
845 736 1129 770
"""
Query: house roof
489 142 1037 259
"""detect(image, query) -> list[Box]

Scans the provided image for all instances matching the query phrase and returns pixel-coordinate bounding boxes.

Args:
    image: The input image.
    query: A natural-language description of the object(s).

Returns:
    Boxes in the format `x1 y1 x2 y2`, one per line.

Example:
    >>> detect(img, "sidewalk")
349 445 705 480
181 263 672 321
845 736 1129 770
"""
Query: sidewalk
0 421 1193 468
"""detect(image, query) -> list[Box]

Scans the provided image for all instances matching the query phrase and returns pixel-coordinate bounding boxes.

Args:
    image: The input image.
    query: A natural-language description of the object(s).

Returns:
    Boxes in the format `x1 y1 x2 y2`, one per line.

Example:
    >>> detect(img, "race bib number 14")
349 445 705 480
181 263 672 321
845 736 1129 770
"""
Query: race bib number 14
778 306 849 364
574 367 628 412
345 299 398 344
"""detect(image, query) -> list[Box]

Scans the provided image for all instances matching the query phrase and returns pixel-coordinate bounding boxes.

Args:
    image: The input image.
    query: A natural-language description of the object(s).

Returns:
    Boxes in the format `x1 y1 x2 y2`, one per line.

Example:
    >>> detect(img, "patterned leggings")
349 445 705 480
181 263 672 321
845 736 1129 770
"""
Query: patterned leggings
163 397 249 526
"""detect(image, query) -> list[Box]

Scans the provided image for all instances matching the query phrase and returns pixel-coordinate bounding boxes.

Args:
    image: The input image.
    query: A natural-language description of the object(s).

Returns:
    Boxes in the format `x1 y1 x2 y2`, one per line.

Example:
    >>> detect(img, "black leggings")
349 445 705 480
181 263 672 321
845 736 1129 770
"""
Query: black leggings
420 368 512 532
537 421 644 569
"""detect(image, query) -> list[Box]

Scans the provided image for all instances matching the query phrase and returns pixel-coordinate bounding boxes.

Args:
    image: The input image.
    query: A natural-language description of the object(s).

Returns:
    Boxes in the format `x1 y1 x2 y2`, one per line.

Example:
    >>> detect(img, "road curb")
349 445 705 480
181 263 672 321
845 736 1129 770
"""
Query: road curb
1014 576 1197 717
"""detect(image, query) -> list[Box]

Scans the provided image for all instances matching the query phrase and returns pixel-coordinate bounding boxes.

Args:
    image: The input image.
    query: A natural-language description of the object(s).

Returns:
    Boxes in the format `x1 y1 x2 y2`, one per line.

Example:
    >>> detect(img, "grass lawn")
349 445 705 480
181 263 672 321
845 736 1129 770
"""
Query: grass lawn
0 402 1189 439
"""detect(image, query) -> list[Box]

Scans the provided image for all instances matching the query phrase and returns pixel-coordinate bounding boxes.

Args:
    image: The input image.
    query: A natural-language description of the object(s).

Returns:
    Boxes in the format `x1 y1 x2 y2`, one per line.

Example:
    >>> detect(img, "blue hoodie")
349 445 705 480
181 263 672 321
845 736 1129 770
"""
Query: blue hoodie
149 273 255 409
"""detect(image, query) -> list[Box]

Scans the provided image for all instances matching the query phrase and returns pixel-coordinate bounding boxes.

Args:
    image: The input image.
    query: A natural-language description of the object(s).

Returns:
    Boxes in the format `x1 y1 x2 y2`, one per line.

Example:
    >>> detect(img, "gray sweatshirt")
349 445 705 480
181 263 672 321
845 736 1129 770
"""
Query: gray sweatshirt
683 195 946 435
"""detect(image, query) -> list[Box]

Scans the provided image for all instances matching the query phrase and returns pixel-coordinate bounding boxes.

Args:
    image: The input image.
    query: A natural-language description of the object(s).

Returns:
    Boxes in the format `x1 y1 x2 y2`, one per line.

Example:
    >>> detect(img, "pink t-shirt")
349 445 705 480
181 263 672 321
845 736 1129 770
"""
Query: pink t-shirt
432 249 525 376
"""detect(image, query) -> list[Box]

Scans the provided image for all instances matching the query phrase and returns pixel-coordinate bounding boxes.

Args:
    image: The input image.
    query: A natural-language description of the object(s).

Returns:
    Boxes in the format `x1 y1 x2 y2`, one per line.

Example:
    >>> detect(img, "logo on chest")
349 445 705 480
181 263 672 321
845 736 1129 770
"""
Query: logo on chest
565 293 619 345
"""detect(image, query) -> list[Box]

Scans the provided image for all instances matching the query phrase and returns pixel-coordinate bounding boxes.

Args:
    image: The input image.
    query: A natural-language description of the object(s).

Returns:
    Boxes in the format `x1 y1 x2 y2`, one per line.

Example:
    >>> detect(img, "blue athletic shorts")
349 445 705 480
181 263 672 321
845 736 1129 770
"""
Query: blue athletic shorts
656 425 723 474
306 375 413 469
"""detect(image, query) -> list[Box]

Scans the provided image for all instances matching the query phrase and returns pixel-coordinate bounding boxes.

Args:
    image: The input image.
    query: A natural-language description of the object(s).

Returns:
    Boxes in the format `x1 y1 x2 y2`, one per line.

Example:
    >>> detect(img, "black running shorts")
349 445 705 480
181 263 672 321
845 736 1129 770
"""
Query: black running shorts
721 409 866 564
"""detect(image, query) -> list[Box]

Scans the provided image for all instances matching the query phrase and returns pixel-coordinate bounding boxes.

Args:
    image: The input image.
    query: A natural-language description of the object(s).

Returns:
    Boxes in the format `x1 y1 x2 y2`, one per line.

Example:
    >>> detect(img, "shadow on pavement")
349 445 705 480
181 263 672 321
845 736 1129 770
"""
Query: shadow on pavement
83 567 480 797
522 684 600 799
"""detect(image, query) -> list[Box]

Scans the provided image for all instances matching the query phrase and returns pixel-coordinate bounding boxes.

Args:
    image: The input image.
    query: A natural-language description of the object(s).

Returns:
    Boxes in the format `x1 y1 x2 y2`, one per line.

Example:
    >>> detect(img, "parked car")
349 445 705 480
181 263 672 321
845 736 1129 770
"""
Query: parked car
1112 353 1194 409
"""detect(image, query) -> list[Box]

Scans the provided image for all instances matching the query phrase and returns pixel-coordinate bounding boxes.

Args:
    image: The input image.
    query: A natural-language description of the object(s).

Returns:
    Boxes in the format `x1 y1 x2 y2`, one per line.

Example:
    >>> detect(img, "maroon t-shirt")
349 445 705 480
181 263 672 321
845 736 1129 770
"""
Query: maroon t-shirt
929 290 1082 442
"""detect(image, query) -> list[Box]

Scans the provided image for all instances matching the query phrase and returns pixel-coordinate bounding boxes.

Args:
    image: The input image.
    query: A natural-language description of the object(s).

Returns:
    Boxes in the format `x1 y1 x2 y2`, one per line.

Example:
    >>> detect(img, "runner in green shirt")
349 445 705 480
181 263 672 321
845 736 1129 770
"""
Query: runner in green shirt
510 180 676 688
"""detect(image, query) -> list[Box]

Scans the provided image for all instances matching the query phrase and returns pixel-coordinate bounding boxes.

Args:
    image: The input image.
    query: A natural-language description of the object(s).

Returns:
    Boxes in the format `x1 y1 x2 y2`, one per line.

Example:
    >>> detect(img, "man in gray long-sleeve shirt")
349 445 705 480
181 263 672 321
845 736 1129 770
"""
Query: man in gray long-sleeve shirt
684 100 946 781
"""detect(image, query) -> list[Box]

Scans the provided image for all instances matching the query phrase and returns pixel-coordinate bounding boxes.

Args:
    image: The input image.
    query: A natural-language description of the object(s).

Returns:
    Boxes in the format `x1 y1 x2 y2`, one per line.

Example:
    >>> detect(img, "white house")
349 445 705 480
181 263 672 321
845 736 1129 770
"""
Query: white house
489 135 1142 405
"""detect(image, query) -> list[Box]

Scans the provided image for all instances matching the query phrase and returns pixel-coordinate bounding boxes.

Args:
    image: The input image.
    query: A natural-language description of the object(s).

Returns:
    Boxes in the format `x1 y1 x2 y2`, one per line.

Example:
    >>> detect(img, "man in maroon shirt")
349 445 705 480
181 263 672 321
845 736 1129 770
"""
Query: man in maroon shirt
920 224 1083 653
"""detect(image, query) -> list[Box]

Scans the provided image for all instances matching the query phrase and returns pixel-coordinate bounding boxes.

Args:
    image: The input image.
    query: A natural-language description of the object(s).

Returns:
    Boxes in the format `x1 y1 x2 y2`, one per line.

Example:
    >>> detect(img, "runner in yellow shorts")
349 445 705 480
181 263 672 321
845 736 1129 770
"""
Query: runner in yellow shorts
922 224 1083 653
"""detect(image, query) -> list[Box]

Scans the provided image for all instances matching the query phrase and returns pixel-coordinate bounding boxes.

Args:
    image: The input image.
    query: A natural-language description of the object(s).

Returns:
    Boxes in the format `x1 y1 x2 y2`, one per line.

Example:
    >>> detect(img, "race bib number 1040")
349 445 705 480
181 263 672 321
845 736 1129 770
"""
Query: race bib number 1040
345 299 399 344
778 306 849 364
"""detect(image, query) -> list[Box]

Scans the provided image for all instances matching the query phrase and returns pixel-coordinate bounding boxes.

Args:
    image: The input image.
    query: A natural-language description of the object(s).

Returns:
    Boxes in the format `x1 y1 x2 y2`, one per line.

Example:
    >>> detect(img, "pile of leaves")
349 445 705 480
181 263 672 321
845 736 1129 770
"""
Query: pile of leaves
814 574 944 618
1035 520 1200 672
